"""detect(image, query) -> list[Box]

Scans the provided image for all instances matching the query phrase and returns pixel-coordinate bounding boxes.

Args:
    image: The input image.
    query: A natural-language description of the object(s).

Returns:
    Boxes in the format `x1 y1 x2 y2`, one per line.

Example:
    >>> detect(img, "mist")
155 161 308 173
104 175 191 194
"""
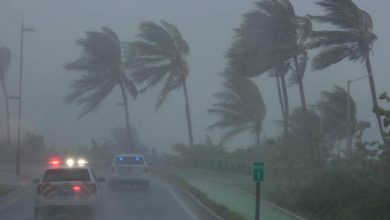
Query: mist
1 0 390 152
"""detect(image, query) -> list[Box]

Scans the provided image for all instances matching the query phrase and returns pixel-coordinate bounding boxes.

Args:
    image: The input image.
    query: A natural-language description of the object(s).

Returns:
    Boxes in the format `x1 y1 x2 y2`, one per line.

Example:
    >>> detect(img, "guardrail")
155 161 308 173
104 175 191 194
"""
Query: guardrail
164 156 253 176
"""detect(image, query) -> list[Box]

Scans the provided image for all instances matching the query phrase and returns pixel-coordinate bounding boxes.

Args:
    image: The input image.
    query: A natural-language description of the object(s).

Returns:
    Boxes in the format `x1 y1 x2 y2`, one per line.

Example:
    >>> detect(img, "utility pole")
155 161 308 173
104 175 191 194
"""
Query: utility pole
15 17 34 175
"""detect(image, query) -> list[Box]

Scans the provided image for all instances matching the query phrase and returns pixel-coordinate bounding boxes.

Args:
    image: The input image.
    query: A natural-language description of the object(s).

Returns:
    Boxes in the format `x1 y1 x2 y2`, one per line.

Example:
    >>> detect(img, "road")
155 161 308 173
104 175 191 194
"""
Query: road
0 176 201 220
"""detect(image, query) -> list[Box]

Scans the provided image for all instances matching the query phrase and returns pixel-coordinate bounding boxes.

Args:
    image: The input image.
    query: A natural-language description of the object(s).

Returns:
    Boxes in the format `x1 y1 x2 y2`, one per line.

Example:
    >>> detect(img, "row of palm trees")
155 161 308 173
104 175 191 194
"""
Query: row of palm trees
65 21 193 152
212 0 386 158
64 0 385 157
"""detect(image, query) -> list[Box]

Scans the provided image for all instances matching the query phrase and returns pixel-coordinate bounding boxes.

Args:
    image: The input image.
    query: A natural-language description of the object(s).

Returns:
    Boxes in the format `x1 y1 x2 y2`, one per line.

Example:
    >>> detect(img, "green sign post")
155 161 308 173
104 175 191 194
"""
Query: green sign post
253 161 264 182
253 161 264 220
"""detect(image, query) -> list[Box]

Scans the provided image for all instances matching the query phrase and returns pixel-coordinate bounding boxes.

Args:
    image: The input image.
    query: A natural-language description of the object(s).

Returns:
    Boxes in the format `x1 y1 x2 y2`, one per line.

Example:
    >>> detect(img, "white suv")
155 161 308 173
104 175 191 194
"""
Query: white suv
108 154 150 190
34 166 105 220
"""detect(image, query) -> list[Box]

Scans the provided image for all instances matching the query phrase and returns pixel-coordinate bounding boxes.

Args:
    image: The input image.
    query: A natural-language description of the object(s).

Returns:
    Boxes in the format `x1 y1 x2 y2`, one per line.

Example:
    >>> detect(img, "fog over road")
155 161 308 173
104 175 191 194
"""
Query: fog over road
0 176 200 220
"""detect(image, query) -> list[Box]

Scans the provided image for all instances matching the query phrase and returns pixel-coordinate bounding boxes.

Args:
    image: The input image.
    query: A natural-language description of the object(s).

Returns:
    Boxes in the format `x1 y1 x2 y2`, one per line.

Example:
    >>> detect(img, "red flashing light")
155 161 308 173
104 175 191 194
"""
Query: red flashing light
72 185 81 192
48 158 61 166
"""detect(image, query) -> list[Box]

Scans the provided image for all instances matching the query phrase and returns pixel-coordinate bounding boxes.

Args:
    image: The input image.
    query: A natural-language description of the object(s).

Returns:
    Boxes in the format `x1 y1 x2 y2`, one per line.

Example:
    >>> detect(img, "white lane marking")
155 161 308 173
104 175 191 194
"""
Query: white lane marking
163 183 200 220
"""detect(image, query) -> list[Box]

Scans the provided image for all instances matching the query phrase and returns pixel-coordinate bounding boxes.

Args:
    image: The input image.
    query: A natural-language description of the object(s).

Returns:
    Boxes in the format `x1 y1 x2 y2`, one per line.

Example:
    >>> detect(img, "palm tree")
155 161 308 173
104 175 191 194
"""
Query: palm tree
0 47 12 149
208 76 266 149
317 86 357 157
128 21 194 147
308 0 386 148
64 27 137 151
227 0 311 139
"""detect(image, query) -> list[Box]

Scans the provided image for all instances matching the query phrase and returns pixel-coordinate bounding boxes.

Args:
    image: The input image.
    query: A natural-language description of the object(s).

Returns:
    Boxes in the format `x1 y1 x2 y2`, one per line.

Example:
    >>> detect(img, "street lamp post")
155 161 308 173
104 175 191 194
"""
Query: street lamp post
15 17 34 175
346 74 373 160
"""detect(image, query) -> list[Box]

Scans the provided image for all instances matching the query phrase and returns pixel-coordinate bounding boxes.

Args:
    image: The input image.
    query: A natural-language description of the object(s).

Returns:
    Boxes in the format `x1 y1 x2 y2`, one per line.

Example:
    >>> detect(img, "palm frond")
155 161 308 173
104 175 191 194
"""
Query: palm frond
64 27 137 118
312 45 352 70
137 21 176 50
160 20 189 55
312 0 362 30
130 21 189 109
65 30 121 74
209 75 266 142
307 31 359 49
65 76 117 118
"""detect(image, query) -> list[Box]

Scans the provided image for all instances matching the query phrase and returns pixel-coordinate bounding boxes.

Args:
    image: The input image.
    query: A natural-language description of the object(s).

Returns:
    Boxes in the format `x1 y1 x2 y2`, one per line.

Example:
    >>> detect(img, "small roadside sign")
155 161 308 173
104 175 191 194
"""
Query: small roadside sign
253 161 264 182
253 161 264 220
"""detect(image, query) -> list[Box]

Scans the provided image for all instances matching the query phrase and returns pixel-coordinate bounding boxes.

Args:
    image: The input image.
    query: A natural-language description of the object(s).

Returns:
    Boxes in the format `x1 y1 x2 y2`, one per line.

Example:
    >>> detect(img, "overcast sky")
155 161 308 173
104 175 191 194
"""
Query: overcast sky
1 0 389 152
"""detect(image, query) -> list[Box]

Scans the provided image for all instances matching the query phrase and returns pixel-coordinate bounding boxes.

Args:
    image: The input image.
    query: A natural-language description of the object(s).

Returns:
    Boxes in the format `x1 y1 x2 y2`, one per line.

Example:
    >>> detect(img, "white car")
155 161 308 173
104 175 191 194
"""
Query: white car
34 161 105 220
108 154 150 190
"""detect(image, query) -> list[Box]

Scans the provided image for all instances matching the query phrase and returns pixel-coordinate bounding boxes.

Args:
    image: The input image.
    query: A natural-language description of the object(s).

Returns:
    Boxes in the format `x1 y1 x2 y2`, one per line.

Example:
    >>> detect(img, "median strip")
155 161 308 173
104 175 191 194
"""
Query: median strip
164 172 247 220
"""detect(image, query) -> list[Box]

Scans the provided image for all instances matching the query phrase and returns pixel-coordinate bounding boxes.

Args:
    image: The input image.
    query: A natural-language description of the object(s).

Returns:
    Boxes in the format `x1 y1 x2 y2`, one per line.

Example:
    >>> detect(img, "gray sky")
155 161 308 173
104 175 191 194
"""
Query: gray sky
0 0 389 152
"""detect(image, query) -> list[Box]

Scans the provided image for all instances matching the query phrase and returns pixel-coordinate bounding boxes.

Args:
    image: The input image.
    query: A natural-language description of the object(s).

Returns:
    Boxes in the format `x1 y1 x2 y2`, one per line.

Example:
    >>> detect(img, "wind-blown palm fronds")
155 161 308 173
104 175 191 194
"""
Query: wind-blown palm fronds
309 0 386 151
209 76 266 148
129 20 194 147
64 27 137 151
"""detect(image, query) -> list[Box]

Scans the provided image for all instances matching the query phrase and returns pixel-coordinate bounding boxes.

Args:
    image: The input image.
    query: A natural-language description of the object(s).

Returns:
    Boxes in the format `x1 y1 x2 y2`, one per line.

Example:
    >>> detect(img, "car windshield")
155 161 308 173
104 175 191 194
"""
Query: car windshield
43 169 90 182
115 156 145 165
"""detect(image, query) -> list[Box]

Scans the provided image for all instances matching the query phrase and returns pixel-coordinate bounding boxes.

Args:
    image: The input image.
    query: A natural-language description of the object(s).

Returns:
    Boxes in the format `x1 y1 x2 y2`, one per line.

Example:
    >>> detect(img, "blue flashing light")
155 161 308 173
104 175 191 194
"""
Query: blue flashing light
118 157 124 161
135 157 141 161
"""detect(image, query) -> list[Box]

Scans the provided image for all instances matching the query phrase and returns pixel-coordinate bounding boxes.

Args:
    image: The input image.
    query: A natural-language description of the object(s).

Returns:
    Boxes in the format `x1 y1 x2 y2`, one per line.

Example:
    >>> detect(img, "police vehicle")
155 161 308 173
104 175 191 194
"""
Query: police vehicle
34 157 105 220
108 154 150 190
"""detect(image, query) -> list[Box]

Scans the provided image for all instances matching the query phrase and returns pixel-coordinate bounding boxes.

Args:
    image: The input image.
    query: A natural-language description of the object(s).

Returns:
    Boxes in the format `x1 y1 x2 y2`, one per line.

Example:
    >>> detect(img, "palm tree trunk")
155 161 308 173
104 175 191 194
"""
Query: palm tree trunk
365 55 388 152
276 76 285 118
294 57 307 111
183 80 194 147
281 74 289 139
276 76 288 140
255 130 261 149
1 80 10 149
119 82 135 152
298 81 307 111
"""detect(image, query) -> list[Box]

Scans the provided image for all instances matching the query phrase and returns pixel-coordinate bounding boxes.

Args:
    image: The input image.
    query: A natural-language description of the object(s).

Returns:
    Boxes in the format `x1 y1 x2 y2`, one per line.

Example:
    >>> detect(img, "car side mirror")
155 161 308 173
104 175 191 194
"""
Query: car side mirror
33 178 40 184
97 177 106 183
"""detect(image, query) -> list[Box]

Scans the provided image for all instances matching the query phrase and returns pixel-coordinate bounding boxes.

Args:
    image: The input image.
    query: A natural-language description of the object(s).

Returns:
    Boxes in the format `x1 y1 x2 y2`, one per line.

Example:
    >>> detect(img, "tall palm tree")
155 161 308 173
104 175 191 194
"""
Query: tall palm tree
308 0 386 148
227 0 310 139
0 47 12 148
128 21 194 147
208 76 266 148
64 27 137 151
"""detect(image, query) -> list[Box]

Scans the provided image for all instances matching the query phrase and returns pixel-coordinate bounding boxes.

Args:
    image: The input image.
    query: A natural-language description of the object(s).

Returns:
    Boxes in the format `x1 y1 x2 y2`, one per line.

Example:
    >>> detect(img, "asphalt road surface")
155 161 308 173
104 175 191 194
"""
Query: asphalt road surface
0 176 201 220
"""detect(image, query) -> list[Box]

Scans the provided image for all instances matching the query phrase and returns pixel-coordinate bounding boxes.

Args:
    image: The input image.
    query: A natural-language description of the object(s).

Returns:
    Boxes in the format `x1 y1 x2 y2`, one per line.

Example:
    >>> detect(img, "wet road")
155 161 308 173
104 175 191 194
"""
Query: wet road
0 177 200 220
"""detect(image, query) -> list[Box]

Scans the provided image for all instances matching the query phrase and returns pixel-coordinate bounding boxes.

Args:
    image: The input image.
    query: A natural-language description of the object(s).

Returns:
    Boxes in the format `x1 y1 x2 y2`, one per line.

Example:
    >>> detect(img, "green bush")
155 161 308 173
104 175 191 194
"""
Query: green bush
283 169 390 220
